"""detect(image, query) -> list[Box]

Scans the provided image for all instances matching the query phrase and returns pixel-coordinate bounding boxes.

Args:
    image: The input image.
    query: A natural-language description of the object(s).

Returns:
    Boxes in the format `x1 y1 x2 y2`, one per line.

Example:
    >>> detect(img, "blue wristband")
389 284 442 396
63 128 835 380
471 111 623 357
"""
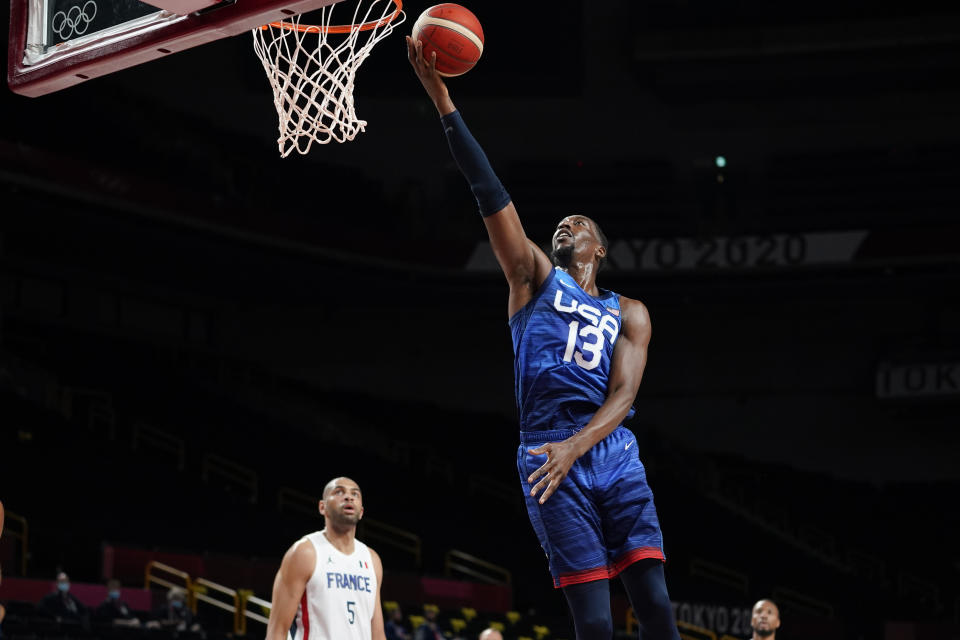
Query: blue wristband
440 110 511 217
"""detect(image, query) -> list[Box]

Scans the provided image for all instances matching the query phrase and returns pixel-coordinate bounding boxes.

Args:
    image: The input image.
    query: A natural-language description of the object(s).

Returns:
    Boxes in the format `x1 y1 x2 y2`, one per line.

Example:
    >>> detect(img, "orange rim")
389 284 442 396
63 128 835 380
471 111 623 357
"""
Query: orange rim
261 0 402 34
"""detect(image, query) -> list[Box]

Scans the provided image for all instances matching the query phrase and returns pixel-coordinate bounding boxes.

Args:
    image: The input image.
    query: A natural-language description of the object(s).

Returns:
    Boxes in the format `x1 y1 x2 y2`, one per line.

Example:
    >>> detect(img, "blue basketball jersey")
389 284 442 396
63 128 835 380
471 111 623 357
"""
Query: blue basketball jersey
509 267 634 432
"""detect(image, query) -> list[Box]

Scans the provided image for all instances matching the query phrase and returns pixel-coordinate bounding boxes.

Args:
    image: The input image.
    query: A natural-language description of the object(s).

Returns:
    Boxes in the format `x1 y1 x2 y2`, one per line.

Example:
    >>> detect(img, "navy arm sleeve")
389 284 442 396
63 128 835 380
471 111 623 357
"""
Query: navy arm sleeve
440 110 512 217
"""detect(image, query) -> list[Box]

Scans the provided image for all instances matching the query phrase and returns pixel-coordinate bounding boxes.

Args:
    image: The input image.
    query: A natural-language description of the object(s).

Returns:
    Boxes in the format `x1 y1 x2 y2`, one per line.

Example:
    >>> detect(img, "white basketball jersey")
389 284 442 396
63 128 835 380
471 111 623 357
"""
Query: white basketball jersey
291 531 377 640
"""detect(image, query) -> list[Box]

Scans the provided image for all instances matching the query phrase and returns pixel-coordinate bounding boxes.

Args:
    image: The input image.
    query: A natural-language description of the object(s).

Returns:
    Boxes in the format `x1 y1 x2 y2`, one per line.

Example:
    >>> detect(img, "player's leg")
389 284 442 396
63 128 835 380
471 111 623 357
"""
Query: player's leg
595 427 666 570
561 579 613 640
518 430 616 638
591 427 678 638
517 430 609 587
619 559 680 640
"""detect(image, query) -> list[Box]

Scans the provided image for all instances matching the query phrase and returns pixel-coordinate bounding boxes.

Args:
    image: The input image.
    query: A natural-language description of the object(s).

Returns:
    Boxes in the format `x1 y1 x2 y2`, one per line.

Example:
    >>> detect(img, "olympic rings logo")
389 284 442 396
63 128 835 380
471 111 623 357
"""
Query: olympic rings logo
51 0 98 41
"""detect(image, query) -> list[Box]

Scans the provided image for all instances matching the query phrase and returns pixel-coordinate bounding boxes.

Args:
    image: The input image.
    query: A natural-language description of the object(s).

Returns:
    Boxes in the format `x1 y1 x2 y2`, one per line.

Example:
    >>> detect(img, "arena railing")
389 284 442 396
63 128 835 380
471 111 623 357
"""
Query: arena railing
146 563 253 634
145 561 195 611
677 620 717 640
59 386 116 439
467 475 523 514
201 453 259 504
895 573 941 612
239 591 272 636
193 577 240 630
278 486 423 569
627 609 739 640
357 518 423 570
771 586 834 619
846 549 887 585
133 422 186 471
276 486 318 517
688 557 749 595
444 549 511 585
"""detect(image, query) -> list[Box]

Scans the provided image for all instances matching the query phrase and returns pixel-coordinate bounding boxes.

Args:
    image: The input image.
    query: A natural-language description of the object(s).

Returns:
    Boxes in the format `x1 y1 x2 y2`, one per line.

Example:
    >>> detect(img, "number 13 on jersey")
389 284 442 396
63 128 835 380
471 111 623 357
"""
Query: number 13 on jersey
563 320 607 370
553 289 620 371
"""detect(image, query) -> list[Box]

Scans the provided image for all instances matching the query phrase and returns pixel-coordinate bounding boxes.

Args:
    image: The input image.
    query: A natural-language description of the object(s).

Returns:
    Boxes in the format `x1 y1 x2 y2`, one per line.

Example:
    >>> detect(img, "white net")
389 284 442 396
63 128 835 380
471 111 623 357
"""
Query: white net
252 0 405 156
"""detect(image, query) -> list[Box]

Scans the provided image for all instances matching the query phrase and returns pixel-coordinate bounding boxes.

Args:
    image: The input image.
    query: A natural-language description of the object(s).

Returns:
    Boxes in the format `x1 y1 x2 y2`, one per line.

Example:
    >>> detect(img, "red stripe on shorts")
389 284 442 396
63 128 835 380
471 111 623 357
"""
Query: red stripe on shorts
553 546 665 588
554 564 611 588
608 546 665 578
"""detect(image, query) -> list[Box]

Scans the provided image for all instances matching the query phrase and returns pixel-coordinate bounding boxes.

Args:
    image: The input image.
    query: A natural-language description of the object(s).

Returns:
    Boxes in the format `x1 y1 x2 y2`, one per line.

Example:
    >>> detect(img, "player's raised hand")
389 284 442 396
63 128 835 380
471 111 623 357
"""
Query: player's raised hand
406 36 454 114
527 440 579 504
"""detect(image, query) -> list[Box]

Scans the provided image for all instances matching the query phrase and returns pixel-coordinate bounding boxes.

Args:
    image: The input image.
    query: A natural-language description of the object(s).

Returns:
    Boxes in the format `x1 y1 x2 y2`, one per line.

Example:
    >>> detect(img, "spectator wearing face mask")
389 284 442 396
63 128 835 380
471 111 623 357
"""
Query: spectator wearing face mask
37 572 89 626
150 587 203 635
94 579 141 627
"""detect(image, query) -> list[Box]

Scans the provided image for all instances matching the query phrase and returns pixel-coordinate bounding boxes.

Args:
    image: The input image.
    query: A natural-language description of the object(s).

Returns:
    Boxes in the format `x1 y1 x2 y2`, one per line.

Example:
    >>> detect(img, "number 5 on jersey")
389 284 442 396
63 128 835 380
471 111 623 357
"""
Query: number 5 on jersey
346 601 356 624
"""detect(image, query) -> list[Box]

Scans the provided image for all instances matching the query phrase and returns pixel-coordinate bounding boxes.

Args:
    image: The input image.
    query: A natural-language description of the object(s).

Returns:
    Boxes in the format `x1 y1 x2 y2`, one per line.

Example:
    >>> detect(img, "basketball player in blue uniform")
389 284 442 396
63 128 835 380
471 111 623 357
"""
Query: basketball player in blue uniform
408 38 681 640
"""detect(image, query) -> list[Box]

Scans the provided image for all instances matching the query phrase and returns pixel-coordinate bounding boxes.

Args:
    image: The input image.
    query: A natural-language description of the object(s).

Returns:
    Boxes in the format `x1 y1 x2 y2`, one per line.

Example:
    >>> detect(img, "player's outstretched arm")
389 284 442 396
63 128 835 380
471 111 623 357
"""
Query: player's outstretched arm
405 36 455 117
528 298 652 503
265 540 315 640
369 549 387 640
406 37 552 315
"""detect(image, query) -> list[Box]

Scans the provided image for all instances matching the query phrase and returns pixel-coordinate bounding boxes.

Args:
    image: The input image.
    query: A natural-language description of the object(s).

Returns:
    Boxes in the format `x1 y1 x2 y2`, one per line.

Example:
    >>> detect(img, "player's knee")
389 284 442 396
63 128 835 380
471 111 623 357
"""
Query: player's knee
646 580 672 613
622 561 673 618
575 611 613 640
634 585 677 639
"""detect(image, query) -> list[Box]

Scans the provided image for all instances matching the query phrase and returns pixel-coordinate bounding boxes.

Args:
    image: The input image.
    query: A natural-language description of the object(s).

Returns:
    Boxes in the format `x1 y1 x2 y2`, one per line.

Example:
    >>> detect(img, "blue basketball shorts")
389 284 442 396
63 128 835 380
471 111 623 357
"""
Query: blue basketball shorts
517 426 665 588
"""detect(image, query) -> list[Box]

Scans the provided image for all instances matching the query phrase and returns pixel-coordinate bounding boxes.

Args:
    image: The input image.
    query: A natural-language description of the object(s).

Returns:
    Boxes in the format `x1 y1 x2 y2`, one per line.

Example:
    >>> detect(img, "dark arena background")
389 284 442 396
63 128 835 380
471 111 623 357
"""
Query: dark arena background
2 1 960 640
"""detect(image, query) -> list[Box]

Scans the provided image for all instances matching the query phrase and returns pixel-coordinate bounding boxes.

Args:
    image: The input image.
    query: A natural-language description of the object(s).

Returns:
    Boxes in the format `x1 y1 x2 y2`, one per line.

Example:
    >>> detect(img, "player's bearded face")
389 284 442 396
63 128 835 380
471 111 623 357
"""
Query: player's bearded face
551 241 574 267
551 216 601 269
328 496 362 525
321 481 364 526
552 233 601 269
751 603 779 638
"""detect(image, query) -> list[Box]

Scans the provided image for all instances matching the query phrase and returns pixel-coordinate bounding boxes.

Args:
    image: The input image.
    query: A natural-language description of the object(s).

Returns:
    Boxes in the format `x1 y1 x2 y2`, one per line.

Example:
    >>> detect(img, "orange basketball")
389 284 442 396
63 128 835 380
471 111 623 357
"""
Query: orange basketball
411 4 484 77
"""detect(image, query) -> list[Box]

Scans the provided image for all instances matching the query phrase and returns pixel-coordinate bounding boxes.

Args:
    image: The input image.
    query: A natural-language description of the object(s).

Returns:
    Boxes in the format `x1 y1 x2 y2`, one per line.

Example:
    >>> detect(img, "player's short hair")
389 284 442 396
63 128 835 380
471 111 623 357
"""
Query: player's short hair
323 476 360 498
754 598 780 615
322 478 339 497
592 218 609 272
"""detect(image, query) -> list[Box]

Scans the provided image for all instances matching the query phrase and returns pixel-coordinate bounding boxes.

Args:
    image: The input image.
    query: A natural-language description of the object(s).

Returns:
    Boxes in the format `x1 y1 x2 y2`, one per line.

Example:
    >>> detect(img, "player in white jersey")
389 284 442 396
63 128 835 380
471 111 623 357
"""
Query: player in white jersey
266 477 386 640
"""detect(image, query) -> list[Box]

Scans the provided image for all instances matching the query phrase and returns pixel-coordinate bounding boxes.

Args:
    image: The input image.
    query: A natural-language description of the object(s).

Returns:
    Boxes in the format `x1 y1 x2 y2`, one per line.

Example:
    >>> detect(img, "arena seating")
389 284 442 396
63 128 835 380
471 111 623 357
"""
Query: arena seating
1 339 955 637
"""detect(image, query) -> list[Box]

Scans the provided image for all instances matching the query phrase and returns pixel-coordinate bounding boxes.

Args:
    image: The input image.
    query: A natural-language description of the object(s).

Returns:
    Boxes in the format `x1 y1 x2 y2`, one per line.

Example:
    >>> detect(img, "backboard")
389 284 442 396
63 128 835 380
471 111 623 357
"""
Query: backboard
7 0 344 96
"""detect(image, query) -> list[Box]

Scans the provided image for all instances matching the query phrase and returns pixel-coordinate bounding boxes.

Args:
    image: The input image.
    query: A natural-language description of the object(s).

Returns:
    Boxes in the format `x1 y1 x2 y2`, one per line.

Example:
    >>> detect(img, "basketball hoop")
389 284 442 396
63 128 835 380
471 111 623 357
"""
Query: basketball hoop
252 0 404 156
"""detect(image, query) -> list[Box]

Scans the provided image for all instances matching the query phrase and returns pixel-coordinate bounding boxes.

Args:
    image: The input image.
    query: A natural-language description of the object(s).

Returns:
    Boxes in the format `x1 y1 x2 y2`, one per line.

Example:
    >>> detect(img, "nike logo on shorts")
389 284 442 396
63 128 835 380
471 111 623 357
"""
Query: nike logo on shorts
625 441 633 450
